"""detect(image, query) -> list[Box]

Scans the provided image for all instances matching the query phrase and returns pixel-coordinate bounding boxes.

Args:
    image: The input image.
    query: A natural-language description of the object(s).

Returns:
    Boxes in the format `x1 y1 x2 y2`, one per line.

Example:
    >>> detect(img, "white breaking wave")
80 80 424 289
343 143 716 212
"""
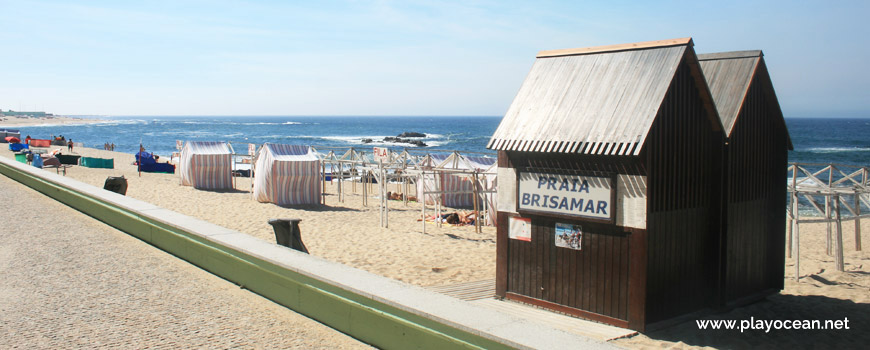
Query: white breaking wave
806 147 870 153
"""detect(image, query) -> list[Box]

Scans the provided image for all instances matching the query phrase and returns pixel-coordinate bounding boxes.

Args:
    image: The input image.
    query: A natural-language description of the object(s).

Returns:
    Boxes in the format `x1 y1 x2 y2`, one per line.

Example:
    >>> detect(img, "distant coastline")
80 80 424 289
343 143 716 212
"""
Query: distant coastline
0 115 106 128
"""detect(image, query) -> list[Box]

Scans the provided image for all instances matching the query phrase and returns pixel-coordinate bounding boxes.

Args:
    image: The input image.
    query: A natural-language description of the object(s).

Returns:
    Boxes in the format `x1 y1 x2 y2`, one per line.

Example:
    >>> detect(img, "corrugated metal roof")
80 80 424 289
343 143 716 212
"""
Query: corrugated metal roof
697 51 762 135
185 141 231 155
488 42 689 155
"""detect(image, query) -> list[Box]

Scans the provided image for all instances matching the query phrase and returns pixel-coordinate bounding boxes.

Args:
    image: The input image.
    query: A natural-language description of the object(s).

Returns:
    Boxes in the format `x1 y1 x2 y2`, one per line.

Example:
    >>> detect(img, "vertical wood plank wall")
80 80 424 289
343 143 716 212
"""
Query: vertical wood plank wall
724 61 789 302
502 153 645 322
643 58 724 324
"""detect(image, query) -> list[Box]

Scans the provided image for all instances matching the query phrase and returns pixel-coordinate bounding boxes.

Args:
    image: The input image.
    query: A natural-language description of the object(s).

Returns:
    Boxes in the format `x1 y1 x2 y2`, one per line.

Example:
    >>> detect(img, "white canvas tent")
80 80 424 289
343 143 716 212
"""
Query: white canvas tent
417 152 498 226
253 143 322 205
179 141 233 190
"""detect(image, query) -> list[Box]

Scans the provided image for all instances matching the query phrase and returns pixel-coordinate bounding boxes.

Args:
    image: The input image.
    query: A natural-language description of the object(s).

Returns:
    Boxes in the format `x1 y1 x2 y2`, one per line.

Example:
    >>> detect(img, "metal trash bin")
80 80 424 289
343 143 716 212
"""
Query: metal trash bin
103 176 128 195
268 219 309 254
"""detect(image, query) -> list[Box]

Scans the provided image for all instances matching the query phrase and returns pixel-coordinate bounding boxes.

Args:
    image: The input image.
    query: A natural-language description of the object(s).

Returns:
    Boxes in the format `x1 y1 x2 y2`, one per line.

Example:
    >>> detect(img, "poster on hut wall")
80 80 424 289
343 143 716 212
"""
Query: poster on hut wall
517 172 613 221
509 216 532 242
555 223 582 250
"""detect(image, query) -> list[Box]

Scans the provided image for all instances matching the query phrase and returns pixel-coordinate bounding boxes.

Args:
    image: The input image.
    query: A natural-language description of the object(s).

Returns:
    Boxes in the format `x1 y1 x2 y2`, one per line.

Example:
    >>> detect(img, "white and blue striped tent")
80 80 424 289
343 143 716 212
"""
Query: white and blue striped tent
180 141 234 190
253 143 321 206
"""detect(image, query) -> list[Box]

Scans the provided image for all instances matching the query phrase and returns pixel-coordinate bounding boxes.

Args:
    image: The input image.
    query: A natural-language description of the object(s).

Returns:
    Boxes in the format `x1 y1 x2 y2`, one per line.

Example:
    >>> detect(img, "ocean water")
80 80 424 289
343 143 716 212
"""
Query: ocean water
14 116 501 158
785 118 870 165
10 116 870 166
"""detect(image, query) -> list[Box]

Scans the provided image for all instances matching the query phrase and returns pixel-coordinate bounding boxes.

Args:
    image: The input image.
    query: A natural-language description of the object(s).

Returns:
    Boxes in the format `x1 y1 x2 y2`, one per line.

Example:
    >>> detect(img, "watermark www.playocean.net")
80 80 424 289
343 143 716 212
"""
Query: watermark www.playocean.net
696 317 850 333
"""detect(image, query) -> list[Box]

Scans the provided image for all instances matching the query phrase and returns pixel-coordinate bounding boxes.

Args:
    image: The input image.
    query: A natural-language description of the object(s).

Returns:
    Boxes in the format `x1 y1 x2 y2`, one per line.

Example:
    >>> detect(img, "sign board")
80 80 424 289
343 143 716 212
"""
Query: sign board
248 143 256 156
509 216 531 241
517 172 614 221
373 147 389 163
176 140 183 150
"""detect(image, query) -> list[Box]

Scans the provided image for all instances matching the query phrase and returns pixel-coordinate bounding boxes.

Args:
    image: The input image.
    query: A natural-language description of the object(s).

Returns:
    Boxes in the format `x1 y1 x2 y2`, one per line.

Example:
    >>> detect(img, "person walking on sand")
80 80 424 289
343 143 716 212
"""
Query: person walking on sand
68 139 74 153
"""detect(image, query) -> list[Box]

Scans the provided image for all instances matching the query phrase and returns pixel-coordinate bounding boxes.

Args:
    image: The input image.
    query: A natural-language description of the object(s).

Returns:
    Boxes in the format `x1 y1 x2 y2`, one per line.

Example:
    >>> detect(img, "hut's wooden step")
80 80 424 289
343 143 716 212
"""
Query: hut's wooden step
426 279 495 301
427 279 637 342
473 298 637 342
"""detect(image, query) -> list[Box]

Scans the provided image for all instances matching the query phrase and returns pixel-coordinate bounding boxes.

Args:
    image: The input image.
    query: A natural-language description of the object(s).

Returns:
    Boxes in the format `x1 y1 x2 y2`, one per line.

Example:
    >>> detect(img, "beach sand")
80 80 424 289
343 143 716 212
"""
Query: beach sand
1 145 867 348
0 146 496 287
0 115 105 127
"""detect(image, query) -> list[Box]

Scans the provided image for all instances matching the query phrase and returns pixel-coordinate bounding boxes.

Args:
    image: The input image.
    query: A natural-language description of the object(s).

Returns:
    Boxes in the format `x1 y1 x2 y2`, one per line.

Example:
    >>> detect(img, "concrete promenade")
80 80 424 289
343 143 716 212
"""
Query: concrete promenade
0 174 370 349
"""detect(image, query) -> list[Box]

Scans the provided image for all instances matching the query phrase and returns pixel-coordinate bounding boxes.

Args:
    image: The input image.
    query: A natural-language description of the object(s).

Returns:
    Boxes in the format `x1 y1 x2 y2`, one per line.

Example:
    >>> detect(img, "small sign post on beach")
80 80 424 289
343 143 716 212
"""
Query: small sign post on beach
248 143 256 156
176 140 183 150
373 147 389 163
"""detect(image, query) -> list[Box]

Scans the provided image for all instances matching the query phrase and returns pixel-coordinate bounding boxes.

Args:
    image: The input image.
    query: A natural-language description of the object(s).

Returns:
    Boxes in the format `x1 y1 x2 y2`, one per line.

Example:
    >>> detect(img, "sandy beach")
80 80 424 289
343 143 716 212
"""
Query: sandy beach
0 115 105 128
0 145 496 287
1 145 867 348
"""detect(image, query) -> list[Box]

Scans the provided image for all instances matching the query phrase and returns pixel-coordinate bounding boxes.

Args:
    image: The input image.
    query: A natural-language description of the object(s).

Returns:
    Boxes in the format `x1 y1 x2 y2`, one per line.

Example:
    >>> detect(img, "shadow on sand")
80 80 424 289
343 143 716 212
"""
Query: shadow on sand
274 204 360 212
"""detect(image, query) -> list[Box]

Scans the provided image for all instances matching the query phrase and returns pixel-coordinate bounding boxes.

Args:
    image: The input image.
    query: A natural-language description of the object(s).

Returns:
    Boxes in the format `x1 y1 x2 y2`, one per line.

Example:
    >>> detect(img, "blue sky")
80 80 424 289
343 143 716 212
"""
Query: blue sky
0 0 867 117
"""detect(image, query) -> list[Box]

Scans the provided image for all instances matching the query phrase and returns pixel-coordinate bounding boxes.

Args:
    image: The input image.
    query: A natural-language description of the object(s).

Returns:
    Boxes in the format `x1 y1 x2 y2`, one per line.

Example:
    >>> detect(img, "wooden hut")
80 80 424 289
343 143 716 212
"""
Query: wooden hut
698 50 792 305
487 38 725 331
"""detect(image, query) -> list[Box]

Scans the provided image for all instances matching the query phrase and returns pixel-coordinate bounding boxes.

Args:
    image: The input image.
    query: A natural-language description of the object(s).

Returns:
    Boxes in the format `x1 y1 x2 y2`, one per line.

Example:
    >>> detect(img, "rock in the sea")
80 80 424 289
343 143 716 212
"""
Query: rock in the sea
361 138 373 144
382 136 427 147
398 132 426 138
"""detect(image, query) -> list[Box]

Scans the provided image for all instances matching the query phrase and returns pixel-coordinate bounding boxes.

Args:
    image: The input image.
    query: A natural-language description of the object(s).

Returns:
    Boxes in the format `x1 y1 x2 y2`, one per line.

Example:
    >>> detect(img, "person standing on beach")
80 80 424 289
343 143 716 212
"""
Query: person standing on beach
68 139 74 153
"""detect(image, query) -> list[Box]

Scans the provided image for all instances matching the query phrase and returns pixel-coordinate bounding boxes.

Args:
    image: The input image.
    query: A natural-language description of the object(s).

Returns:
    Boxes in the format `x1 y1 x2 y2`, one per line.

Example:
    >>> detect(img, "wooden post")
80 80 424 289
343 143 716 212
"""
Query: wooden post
322 163 327 205
826 167 834 256
793 189 801 281
856 193 863 251
826 193 832 256
362 169 367 207
788 166 796 258
384 165 389 228
834 194 845 272
421 171 426 235
378 161 383 227
338 161 343 203
787 211 793 258
858 167 866 251
473 173 481 233
436 172 442 228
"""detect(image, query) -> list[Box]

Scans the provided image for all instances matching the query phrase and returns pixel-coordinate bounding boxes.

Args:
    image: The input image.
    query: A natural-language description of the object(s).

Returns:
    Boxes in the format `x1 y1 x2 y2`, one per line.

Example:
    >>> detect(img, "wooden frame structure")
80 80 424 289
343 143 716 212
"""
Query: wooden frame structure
787 163 868 279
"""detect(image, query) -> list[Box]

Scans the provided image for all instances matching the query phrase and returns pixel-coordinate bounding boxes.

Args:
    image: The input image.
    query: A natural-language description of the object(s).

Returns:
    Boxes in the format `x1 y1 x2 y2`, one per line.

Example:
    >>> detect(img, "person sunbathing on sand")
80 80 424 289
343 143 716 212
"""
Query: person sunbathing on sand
386 191 417 202
459 211 477 225
418 211 476 225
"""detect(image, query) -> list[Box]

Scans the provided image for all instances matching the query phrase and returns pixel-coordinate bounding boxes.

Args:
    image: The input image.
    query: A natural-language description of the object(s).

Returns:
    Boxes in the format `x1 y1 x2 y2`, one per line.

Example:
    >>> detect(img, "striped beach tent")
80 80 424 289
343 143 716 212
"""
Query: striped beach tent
253 143 321 205
180 141 233 190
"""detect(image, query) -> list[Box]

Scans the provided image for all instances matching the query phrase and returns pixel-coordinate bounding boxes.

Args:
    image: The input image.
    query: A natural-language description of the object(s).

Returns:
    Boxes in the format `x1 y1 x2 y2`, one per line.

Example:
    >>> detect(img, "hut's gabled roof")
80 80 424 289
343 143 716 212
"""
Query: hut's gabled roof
696 50 761 135
488 37 712 156
697 50 792 148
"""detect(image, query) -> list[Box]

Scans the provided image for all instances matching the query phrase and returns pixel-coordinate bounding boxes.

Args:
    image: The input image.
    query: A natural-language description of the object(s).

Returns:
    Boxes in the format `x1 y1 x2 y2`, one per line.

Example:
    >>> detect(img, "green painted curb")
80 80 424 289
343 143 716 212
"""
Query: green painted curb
0 161 513 350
